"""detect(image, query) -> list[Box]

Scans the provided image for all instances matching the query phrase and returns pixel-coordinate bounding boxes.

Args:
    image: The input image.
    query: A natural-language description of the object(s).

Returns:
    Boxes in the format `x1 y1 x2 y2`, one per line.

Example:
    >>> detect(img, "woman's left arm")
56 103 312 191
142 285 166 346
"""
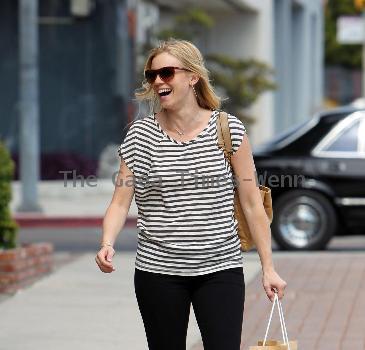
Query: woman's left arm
231 134 287 302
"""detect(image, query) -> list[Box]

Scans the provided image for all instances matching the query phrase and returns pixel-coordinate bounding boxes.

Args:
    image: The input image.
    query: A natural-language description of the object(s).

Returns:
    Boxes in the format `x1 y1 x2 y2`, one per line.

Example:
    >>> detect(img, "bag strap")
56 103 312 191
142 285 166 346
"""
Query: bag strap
216 111 234 166
263 293 291 349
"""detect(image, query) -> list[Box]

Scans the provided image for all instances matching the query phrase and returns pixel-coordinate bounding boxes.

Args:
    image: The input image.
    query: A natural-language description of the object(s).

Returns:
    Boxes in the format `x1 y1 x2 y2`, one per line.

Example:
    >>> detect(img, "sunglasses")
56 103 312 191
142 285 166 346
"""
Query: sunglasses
144 66 191 84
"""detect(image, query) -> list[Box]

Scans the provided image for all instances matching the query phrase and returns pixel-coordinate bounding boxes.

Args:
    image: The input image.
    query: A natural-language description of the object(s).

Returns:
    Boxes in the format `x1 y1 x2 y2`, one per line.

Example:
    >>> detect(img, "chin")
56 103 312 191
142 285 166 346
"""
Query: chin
161 101 175 110
161 98 182 110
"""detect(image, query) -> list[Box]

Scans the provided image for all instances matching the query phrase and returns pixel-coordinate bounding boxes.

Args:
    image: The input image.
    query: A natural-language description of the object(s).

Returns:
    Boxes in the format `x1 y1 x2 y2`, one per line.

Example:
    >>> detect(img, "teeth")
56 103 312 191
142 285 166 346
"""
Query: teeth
158 88 172 93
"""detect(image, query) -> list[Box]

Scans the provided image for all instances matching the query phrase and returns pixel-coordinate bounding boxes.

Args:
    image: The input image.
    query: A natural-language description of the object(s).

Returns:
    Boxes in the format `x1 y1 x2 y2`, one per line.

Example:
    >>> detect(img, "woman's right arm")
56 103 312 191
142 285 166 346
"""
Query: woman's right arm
95 158 135 273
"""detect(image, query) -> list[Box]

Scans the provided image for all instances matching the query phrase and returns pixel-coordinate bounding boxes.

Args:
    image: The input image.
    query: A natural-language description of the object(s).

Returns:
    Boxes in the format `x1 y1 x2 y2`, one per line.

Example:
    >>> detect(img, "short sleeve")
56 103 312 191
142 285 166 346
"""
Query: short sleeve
117 123 136 174
228 114 247 154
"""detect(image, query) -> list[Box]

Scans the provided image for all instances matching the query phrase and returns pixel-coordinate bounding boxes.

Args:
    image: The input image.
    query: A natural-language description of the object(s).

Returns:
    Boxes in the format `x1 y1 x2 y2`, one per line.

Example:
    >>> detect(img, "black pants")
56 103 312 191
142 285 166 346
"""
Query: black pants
134 266 245 350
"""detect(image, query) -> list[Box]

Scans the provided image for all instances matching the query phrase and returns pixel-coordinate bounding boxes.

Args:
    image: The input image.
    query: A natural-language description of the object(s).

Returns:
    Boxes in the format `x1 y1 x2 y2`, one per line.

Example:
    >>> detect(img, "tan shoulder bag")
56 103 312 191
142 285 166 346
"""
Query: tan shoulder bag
216 111 273 252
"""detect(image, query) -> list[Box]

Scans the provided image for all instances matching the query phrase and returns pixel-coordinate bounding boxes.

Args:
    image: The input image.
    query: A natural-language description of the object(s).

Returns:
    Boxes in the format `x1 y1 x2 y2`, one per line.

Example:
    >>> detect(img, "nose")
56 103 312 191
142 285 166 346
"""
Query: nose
154 73 164 85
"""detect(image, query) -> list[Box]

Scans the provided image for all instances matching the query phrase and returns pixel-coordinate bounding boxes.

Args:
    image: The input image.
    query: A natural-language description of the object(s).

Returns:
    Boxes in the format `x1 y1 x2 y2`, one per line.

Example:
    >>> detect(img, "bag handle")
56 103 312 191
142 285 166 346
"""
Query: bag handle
278 294 290 348
263 293 291 350
216 111 234 165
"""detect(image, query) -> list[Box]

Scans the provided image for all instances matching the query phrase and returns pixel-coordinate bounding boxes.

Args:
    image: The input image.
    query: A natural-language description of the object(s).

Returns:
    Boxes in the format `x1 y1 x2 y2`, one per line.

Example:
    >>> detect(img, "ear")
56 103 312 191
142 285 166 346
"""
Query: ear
190 73 200 86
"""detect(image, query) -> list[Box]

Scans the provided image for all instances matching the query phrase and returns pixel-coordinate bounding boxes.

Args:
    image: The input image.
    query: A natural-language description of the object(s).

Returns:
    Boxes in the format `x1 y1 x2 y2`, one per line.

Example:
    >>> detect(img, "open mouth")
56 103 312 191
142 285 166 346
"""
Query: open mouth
158 88 172 97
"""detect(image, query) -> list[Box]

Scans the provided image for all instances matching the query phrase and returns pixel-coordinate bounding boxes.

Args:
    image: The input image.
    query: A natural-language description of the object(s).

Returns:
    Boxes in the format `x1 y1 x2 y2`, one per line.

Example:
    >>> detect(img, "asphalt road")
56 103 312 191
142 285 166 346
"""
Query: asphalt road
18 227 365 253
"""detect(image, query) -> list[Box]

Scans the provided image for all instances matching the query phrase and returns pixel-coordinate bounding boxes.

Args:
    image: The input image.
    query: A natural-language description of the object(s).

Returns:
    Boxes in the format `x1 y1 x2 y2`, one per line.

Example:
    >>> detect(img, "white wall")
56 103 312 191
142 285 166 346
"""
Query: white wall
205 4 275 146
248 1 275 146
205 11 257 60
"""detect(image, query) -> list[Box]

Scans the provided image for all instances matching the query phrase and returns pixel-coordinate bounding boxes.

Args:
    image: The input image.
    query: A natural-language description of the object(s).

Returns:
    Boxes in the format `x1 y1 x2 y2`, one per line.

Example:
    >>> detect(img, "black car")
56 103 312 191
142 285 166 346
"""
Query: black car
253 106 365 250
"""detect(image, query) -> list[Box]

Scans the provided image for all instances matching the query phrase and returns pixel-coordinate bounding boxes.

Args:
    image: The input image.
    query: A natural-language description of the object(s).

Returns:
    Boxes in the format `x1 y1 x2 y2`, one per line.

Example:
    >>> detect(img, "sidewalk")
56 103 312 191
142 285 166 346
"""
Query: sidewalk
0 251 262 350
1 250 364 350
193 252 365 350
7 181 365 349
10 180 138 227
242 252 365 350
248 252 365 350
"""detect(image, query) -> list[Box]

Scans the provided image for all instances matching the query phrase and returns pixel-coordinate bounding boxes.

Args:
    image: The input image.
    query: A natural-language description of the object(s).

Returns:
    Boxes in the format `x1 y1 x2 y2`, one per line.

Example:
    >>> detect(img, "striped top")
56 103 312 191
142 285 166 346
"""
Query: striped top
117 109 247 276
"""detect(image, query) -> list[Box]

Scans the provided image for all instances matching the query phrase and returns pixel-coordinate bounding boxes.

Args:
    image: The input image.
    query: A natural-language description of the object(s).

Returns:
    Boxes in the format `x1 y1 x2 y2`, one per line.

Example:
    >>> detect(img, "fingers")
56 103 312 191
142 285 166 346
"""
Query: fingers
95 256 115 273
265 286 275 302
106 250 114 263
279 280 288 300
264 281 287 302
272 281 287 301
95 248 116 273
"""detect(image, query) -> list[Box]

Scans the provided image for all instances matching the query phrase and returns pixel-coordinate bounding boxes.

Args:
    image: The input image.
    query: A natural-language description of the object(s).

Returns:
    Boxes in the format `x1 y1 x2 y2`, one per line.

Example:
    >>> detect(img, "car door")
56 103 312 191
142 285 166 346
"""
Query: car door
311 111 365 227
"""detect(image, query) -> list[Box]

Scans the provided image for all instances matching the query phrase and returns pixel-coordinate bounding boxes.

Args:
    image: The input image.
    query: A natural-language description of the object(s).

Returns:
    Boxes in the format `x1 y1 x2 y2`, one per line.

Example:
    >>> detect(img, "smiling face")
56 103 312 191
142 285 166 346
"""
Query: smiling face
149 52 199 110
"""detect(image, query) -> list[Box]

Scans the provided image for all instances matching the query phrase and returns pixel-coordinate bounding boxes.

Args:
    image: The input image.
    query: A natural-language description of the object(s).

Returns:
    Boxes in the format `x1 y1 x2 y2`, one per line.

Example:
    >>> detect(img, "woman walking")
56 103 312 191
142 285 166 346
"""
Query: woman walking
95 38 287 350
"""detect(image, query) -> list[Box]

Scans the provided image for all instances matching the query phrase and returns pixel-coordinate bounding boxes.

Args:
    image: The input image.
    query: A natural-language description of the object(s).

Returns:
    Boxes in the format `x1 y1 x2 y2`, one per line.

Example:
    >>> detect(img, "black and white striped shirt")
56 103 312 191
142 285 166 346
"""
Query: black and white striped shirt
118 109 247 276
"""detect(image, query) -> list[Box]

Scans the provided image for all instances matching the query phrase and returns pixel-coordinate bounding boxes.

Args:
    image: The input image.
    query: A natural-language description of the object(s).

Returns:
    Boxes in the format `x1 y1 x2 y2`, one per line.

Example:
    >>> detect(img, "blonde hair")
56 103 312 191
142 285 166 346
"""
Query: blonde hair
135 38 221 114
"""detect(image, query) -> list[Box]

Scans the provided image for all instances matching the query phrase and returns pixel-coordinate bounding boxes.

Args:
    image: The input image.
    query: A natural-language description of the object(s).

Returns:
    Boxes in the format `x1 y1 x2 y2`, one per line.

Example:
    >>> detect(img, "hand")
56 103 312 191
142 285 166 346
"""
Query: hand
95 246 116 273
262 268 287 302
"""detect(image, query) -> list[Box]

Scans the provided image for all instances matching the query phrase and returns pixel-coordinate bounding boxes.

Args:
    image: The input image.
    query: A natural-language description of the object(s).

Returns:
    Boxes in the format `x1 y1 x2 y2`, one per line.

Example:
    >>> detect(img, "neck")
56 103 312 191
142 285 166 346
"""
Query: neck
162 105 203 131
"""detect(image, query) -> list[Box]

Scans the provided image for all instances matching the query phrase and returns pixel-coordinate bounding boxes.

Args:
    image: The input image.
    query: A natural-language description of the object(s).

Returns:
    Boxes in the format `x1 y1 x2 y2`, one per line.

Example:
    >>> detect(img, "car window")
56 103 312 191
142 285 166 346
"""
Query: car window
254 117 318 152
322 119 360 152
268 119 312 144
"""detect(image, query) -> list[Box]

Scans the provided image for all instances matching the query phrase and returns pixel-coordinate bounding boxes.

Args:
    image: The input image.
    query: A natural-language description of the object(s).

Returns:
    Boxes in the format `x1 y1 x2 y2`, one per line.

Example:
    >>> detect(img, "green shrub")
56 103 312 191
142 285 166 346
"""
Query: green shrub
0 141 18 249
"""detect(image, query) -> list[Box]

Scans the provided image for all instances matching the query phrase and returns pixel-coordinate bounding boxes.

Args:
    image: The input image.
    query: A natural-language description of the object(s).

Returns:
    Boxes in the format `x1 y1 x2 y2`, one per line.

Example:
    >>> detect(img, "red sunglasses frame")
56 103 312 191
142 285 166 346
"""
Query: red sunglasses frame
144 66 191 84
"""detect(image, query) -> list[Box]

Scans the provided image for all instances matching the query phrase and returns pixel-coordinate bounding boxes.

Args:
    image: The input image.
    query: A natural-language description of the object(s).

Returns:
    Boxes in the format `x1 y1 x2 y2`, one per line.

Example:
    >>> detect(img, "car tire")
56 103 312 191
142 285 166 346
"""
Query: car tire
271 190 337 251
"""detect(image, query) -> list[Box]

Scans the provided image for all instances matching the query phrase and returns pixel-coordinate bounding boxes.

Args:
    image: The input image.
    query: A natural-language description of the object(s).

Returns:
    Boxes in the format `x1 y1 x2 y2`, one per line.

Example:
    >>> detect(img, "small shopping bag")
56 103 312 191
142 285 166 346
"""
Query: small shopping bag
249 293 298 350
253 340 298 350
257 340 298 350
249 343 287 350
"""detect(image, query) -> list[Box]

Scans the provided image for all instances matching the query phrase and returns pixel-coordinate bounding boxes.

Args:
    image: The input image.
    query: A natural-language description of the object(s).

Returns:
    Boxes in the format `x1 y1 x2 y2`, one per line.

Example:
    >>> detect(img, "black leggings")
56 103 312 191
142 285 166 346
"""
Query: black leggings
134 266 245 350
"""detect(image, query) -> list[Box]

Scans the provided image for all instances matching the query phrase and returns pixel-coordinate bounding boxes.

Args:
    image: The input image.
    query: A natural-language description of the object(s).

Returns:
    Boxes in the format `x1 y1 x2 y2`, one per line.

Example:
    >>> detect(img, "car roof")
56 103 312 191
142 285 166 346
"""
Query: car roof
254 105 365 154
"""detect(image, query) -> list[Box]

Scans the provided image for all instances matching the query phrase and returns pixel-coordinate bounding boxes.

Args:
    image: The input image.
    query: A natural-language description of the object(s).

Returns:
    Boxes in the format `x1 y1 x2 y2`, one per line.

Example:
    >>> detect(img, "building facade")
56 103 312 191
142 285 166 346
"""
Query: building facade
0 0 135 180
0 0 324 182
